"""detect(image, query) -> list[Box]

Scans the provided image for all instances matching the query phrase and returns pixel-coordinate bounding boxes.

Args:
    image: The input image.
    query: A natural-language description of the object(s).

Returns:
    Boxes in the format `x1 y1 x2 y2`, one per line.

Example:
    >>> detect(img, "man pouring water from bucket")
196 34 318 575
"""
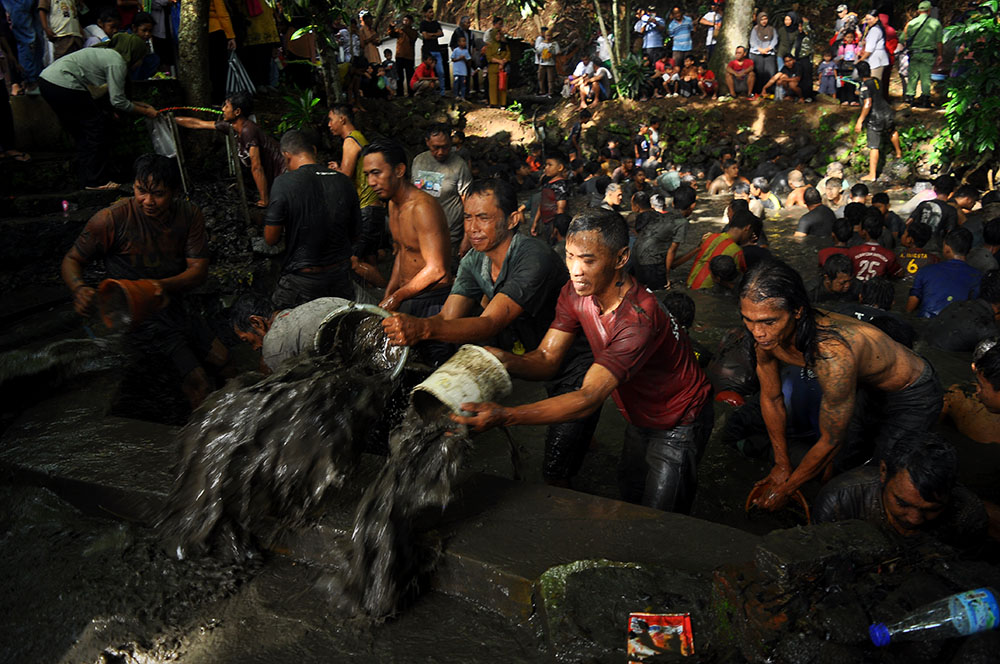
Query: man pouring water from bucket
382 178 602 488
60 154 231 408
451 209 713 513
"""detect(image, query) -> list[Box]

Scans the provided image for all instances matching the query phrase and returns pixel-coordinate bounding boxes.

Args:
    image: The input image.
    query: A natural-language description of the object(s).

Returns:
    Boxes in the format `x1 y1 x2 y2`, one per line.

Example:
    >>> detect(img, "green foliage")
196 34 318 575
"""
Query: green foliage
942 0 1000 169
613 54 647 100
658 108 716 165
277 87 323 133
898 125 937 169
517 49 536 88
507 100 527 124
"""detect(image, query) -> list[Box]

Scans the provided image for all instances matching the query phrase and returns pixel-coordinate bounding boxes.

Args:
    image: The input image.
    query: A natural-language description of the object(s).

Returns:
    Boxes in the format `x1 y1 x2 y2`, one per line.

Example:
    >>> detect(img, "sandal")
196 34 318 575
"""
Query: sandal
85 181 122 190
1 150 31 162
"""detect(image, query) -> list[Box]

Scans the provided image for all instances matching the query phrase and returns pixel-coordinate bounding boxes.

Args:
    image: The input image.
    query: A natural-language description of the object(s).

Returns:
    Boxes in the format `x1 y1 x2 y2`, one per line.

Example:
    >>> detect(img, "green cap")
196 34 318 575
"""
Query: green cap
918 1 932 10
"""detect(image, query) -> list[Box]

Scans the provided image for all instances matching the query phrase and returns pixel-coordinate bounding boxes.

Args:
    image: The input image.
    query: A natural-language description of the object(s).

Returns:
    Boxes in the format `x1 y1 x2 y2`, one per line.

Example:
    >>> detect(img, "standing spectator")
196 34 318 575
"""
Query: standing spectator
854 61 901 182
795 16 815 100
451 34 471 99
833 4 860 42
484 19 510 107
724 45 756 99
749 12 777 94
207 0 236 103
818 50 838 95
776 12 800 64
148 0 176 74
531 151 572 243
8 0 46 94
667 7 693 65
901 0 942 108
857 9 890 95
411 124 473 261
450 16 479 98
535 26 560 97
835 30 860 105
907 228 981 318
418 3 446 94
389 15 417 97
38 0 83 61
634 7 666 63
700 3 722 59
233 0 279 89
359 11 379 64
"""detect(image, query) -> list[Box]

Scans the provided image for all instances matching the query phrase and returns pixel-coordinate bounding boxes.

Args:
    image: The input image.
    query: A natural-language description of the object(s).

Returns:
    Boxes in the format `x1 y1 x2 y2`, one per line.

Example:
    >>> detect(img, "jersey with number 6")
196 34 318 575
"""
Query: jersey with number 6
896 247 940 280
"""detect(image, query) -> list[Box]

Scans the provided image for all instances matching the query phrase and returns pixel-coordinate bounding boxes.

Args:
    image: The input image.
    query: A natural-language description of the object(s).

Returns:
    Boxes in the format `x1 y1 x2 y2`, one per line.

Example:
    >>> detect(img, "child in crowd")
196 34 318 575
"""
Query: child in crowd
651 55 670 97
663 62 680 96
679 55 699 97
451 35 470 99
697 64 717 99
817 51 838 95
835 32 860 105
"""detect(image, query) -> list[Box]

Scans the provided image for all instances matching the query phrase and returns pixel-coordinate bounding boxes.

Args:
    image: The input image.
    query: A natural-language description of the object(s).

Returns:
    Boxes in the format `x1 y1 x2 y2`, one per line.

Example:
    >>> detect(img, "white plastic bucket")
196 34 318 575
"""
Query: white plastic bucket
313 302 409 380
410 344 513 421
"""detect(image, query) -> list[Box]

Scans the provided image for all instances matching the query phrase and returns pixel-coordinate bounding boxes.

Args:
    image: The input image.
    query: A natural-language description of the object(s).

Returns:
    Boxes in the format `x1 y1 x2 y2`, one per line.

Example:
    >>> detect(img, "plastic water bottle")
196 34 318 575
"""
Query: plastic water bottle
870 587 1000 646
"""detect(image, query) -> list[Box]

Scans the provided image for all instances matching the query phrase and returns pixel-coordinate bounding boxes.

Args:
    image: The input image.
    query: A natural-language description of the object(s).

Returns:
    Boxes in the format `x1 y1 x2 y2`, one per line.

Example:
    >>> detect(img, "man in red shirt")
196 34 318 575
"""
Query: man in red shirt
410 53 439 94
848 208 902 281
454 208 713 513
724 45 756 99
818 217 854 267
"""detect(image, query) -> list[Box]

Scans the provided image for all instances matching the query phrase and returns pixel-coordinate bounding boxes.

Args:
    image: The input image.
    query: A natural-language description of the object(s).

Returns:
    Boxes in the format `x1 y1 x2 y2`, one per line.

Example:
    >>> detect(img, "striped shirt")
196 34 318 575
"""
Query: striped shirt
686 232 746 289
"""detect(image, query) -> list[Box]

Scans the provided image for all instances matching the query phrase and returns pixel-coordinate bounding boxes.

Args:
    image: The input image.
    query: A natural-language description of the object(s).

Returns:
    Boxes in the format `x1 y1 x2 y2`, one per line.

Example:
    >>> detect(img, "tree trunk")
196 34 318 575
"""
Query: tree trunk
592 0 620 81
317 38 344 106
709 0 752 75
178 0 211 105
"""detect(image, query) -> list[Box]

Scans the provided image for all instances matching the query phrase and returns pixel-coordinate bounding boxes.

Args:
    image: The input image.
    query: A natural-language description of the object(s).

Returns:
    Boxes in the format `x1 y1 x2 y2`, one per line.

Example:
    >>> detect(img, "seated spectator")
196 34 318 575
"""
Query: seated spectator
581 63 612 108
678 209 754 289
848 208 902 280
794 186 836 237
941 340 1000 445
723 45 755 99
410 53 439 94
818 217 855 267
697 63 717 98
967 217 1000 274
707 159 748 195
631 185 694 290
750 176 781 217
896 221 938 279
871 191 904 239
784 170 808 208
813 434 987 549
925 270 1000 352
760 54 804 100
567 53 595 98
907 174 959 240
907 228 981 318
709 255 740 296
805 253 859 304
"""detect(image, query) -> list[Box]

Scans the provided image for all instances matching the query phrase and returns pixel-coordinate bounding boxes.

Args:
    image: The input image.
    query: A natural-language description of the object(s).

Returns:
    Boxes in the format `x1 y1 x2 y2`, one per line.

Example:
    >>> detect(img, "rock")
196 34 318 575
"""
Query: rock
754 521 893 587
879 159 912 185
793 144 819 165
831 141 854 162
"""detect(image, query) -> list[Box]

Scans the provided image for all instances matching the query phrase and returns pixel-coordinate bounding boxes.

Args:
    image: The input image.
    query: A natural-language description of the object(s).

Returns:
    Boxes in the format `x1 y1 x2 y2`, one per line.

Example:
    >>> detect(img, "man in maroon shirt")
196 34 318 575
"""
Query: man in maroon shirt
454 208 713 513
848 208 902 281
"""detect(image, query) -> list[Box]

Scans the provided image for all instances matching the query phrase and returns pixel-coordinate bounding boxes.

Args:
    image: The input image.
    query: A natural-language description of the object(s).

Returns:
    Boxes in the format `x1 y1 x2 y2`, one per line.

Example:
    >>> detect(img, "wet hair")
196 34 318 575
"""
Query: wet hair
133 153 180 190
279 129 316 155
329 104 354 123
553 213 571 238
825 176 843 191
729 198 750 215
933 174 956 195
844 202 867 226
732 181 751 197
872 191 890 206
739 259 839 367
361 139 408 171
904 221 932 248
823 253 853 280
230 291 274 332
466 178 517 218
981 269 1000 305
710 255 739 283
132 11 155 28
803 186 822 206
632 191 651 209
751 177 771 193
606 182 622 195
226 90 254 117
661 292 695 328
870 315 914 348
883 434 958 504
977 343 1000 390
425 123 451 140
581 108 592 121
954 184 980 203
723 159 739 171
861 207 884 239
594 175 611 195
850 183 869 199
860 276 893 310
944 227 973 257
746 214 764 244
832 217 854 243
547 150 569 169
673 184 697 211
567 208 629 253
985 218 1000 246
585 161 601 175
729 209 756 230
855 60 871 78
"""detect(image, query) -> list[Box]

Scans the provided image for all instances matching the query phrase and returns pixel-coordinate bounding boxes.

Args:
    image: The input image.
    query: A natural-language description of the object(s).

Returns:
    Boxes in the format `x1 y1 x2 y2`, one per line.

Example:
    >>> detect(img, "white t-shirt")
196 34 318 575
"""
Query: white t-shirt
702 11 720 45
596 35 613 62
535 39 560 66
262 297 351 371
573 61 595 78
864 26 889 69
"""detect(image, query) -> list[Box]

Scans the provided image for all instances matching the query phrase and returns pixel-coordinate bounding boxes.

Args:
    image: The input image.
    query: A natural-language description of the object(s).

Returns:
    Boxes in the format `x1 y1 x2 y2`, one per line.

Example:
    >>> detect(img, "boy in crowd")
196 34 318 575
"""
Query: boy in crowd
848 209 902 281
896 221 938 279
450 35 471 99
907 228 981 318
818 217 855 267
531 151 572 244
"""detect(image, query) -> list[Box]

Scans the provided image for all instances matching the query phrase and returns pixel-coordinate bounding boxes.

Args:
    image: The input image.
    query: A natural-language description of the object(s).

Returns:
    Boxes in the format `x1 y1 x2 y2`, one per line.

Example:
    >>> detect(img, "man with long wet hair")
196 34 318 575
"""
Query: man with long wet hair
739 259 943 511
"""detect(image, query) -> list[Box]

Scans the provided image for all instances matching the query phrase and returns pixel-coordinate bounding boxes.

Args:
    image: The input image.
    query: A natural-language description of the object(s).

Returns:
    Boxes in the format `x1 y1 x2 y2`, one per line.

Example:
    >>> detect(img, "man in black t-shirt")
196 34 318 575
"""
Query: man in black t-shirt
907 174 960 241
418 3 446 93
264 130 361 309
854 61 902 182
794 186 837 237
761 54 804 100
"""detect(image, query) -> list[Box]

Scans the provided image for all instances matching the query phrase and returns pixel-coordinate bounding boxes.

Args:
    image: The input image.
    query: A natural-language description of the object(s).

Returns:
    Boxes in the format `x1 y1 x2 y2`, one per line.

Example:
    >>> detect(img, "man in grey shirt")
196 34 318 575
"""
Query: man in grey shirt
410 124 473 260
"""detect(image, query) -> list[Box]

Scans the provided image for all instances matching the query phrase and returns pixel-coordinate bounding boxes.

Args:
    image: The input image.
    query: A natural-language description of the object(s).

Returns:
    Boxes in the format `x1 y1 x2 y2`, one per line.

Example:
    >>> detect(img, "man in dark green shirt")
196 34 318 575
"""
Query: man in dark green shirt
901 0 943 107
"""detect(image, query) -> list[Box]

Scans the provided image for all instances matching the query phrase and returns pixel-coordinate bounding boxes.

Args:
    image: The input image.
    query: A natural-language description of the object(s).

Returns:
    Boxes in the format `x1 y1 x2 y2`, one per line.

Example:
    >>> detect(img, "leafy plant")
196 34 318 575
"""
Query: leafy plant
898 125 937 169
517 49 536 88
612 54 647 100
276 87 323 134
507 100 527 124
941 0 1000 178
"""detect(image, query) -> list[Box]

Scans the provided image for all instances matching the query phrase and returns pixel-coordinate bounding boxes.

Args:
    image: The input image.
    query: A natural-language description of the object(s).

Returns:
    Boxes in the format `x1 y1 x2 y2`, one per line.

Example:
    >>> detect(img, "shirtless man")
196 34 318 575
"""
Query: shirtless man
707 160 749 195
362 139 452 363
739 259 944 510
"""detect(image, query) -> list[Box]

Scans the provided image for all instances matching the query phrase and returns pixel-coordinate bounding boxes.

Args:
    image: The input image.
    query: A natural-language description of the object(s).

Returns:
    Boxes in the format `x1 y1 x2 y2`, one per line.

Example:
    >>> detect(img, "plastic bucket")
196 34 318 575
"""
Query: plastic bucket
97 278 167 331
410 344 513 422
313 302 409 380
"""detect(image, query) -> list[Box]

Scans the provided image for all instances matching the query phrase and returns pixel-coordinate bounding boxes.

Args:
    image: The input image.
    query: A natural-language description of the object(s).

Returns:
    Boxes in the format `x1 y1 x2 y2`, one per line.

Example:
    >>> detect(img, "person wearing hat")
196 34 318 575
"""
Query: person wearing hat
833 4 859 43
901 1 942 108
38 32 158 189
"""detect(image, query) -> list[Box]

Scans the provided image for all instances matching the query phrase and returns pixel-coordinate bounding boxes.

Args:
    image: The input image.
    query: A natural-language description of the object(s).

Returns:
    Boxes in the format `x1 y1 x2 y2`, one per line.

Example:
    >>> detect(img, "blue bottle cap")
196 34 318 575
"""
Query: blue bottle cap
870 623 891 647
